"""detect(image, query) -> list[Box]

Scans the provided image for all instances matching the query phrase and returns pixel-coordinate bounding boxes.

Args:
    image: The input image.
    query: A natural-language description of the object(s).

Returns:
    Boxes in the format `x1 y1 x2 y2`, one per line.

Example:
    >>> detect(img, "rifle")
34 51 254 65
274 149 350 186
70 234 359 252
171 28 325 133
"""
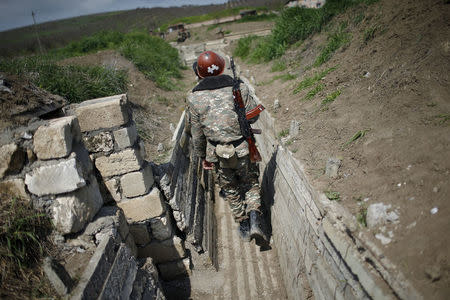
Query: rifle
230 57 264 163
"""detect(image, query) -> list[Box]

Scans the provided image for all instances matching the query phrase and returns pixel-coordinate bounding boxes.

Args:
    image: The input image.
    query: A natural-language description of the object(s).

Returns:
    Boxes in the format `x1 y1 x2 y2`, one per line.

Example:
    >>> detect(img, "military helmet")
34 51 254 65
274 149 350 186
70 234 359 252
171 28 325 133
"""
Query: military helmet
196 51 225 78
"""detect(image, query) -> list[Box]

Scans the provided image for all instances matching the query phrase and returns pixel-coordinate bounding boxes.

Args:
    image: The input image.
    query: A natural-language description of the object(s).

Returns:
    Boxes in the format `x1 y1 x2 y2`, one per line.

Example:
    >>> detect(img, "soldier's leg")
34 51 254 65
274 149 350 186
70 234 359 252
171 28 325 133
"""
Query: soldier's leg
236 157 261 214
216 165 247 222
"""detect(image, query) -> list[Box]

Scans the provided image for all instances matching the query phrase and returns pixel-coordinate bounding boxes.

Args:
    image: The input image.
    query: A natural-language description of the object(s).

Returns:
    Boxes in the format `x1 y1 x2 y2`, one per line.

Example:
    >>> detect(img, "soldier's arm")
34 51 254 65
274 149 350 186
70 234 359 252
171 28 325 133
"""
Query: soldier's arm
187 103 207 158
241 83 259 124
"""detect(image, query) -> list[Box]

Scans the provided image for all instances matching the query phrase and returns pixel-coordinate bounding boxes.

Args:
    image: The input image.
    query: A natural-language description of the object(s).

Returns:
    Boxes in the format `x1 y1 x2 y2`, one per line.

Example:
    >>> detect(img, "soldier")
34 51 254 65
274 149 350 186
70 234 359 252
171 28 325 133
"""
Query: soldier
187 51 267 244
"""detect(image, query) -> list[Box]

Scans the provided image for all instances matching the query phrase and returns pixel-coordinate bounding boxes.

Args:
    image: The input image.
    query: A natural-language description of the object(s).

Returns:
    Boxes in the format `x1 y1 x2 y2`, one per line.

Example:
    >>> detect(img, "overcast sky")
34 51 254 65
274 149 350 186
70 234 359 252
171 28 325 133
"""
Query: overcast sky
0 0 228 32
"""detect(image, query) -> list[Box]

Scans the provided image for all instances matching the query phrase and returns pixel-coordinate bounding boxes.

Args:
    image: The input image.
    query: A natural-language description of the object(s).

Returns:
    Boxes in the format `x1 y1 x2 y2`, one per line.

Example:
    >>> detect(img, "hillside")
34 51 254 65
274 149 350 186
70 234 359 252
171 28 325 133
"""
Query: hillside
230 0 450 298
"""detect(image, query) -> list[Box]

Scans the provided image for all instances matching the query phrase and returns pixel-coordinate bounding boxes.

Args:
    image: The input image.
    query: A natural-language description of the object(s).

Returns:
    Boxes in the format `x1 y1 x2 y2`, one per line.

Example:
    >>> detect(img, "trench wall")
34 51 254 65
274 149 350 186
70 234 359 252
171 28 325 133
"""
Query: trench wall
241 78 422 300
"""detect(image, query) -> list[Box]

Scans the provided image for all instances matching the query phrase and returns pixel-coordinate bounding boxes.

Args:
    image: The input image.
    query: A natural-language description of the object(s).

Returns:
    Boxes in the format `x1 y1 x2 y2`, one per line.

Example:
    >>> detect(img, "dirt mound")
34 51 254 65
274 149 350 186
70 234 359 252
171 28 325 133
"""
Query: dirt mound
0 73 66 133
234 0 449 297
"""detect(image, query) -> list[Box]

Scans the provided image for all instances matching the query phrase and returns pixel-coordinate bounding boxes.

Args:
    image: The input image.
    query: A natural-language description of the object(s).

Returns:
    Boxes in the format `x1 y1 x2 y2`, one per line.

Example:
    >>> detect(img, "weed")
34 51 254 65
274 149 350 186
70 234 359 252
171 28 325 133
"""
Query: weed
353 12 365 25
357 206 368 227
285 139 293 146
303 83 324 101
363 26 378 43
292 148 298 153
321 89 341 107
293 66 337 94
274 73 297 82
324 190 340 201
343 129 370 147
278 129 289 138
271 59 287 72
436 114 450 124
314 28 350 67
233 35 260 59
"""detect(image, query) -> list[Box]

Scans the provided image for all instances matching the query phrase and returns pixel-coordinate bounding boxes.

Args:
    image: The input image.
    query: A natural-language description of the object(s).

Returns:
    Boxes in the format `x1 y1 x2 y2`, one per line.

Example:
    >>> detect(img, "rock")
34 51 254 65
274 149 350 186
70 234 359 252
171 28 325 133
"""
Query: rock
325 157 341 179
83 132 114 153
366 202 399 228
33 116 79 160
52 176 103 234
169 123 175 134
425 264 441 282
0 143 25 178
375 233 391 245
104 178 121 203
113 123 138 150
137 236 185 263
150 211 174 241
130 258 165 300
0 178 30 200
157 143 164 153
289 120 300 138
25 157 86 196
83 206 129 242
121 165 154 198
95 148 143 178
43 257 75 296
129 223 152 246
273 99 280 110
430 207 438 214
118 188 166 223
75 94 130 132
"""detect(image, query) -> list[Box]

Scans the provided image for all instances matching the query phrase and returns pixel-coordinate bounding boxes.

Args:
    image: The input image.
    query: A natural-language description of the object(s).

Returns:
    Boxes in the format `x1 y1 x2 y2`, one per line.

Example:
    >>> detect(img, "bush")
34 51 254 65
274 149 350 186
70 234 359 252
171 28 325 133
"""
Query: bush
120 32 181 90
0 56 128 103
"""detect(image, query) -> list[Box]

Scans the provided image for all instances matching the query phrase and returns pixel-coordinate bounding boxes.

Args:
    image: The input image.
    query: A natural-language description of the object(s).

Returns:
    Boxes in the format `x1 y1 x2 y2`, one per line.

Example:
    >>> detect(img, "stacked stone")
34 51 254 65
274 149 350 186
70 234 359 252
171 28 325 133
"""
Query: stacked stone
0 115 105 236
74 94 189 280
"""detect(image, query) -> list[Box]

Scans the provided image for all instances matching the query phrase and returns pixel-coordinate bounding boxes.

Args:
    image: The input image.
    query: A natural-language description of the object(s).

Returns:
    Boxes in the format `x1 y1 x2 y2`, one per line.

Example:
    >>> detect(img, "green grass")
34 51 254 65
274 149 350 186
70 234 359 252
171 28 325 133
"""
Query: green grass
314 25 351 67
233 35 260 59
271 59 287 72
274 73 297 82
436 114 450 124
363 25 378 43
343 129 370 148
237 13 278 23
236 0 380 62
324 190 340 201
303 83 324 101
294 66 337 94
0 57 128 103
278 129 289 138
357 206 368 227
321 89 341 107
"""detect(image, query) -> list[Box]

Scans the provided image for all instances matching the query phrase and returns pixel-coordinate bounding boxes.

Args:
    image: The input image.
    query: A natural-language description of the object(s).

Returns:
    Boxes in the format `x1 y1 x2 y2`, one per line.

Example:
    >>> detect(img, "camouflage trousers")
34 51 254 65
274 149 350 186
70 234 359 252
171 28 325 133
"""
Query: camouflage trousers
215 155 261 222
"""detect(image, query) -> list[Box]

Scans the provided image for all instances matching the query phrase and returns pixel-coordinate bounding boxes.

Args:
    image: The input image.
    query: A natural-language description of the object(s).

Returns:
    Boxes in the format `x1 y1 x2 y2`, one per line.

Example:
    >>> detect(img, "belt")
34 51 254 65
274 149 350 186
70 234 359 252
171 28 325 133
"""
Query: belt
208 137 245 147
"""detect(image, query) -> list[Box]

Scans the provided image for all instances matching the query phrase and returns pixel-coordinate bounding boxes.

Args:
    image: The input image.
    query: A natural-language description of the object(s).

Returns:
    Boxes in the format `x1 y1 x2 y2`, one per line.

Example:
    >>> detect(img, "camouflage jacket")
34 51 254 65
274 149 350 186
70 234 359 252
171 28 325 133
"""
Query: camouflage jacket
187 75 258 162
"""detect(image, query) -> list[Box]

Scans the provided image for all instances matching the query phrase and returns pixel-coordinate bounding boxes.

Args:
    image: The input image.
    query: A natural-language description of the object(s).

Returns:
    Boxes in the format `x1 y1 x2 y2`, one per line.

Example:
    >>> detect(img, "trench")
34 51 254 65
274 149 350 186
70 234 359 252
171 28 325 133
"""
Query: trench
161 40 422 300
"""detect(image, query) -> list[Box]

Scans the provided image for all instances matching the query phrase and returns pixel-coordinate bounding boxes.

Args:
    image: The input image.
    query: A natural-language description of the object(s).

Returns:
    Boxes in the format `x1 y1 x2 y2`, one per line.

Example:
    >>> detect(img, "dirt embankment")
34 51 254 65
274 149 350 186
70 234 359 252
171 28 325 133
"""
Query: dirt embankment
232 0 449 298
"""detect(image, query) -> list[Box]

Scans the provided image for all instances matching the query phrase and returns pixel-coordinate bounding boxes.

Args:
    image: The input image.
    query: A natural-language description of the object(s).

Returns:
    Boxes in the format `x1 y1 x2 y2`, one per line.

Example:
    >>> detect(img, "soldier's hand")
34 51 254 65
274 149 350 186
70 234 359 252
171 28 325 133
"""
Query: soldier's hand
202 159 214 170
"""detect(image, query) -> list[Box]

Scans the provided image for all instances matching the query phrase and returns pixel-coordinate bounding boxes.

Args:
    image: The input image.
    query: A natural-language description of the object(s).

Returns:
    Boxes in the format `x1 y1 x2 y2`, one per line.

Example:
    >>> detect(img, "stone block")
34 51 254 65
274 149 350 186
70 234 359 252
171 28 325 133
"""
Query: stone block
130 258 164 300
121 165 154 198
99 244 137 300
129 223 152 246
118 188 166 223
137 236 185 263
125 234 138 258
70 235 117 300
95 148 143 178
52 176 103 234
83 206 129 242
104 178 121 202
83 132 114 153
75 94 129 132
25 157 86 196
33 116 79 160
158 258 191 281
0 178 30 200
0 143 25 178
113 123 138 150
150 211 173 241
43 257 74 296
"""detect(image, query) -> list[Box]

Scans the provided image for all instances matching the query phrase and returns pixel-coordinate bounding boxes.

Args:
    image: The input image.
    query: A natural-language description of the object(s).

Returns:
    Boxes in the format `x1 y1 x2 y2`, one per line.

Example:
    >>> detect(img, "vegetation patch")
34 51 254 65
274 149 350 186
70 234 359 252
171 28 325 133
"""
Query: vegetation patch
271 59 287 72
0 196 54 298
357 206 368 227
278 129 289 138
0 57 128 103
435 114 450 124
303 83 324 101
343 129 370 148
274 73 297 82
314 24 351 67
321 89 341 108
293 66 337 94
324 190 340 201
363 25 379 43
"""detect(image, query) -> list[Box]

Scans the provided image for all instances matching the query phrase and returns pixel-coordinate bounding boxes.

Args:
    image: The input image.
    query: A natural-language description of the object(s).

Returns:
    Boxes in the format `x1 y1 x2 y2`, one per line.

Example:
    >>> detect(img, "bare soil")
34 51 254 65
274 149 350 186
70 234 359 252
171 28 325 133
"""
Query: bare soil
229 0 450 298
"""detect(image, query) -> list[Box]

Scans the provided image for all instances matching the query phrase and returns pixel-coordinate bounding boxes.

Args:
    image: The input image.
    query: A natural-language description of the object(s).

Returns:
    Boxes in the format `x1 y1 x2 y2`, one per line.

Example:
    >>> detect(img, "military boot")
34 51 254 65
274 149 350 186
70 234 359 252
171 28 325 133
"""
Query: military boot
249 210 268 245
238 218 251 242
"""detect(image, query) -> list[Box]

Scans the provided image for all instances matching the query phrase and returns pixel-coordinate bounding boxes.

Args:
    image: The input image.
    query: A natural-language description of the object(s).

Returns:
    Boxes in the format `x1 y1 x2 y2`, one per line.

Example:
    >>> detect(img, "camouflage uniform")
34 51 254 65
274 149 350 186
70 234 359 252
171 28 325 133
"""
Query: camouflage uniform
187 75 261 222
